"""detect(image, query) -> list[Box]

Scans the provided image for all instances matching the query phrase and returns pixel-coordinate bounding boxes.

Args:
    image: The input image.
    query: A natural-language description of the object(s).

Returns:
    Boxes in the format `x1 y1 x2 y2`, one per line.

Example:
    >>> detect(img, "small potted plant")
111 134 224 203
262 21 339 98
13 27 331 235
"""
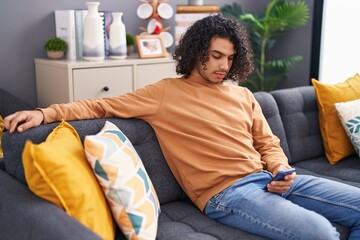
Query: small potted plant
126 33 135 56
44 37 68 60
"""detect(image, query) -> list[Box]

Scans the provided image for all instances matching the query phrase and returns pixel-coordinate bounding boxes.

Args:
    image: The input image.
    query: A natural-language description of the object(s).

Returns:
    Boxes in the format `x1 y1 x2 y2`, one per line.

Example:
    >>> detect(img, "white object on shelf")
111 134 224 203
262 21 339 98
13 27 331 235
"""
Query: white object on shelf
137 3 153 19
55 10 76 60
159 31 174 48
109 12 127 59
83 2 105 61
157 3 174 19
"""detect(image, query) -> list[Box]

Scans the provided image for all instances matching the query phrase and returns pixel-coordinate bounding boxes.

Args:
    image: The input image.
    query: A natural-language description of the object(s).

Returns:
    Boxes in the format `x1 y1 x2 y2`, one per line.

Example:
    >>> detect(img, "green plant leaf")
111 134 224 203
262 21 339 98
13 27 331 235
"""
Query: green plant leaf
268 0 310 33
265 55 303 69
44 37 68 51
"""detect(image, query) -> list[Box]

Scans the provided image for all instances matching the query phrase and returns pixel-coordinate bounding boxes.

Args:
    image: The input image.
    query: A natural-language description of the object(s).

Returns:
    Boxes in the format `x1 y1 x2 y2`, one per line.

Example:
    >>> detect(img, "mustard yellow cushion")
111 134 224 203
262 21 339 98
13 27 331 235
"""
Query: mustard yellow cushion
312 73 360 164
0 115 4 158
22 120 115 240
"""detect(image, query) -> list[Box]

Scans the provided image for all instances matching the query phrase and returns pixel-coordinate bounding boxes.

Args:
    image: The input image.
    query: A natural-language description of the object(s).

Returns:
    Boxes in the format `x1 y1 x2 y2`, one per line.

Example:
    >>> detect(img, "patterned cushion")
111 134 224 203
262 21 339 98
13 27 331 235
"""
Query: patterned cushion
312 74 360 164
22 120 115 240
335 98 360 157
84 121 160 240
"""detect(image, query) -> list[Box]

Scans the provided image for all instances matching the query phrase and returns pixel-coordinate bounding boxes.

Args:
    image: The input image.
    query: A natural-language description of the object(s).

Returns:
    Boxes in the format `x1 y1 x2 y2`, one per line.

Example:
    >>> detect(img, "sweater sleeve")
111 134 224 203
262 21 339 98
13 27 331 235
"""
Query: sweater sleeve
249 90 290 172
40 79 166 123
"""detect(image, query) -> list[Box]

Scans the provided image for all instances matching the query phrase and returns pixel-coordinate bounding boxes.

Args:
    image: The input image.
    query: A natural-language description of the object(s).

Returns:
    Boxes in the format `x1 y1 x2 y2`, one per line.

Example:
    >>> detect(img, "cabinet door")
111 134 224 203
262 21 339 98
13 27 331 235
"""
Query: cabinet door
136 62 177 89
73 66 133 100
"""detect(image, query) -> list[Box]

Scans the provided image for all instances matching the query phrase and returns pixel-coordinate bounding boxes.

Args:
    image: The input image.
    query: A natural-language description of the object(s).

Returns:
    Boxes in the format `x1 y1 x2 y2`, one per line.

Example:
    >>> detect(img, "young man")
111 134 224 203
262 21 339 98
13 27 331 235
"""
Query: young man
5 15 360 239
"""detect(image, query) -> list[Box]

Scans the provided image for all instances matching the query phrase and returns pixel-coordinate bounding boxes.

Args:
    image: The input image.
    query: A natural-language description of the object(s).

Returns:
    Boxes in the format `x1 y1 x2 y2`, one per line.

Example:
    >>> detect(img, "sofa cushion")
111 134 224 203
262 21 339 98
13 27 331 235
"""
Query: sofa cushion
311 75 360 164
334 99 360 157
253 92 290 160
294 155 360 185
84 121 160 240
157 200 267 240
22 121 115 240
271 86 324 164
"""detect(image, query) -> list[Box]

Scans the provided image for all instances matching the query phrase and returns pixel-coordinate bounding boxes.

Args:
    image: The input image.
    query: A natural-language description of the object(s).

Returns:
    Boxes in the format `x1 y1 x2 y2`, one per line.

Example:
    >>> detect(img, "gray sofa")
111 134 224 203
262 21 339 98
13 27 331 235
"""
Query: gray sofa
2 86 359 240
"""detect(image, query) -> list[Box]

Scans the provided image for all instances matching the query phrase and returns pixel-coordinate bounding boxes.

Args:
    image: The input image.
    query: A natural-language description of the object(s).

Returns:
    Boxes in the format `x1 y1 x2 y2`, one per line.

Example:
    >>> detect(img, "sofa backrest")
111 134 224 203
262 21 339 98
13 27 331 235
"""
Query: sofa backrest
2 118 185 205
271 86 324 164
254 91 291 160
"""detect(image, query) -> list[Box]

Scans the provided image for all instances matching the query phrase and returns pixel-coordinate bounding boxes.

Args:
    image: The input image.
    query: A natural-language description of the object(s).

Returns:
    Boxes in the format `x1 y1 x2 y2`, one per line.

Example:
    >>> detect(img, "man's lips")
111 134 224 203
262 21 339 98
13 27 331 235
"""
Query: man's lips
214 71 227 78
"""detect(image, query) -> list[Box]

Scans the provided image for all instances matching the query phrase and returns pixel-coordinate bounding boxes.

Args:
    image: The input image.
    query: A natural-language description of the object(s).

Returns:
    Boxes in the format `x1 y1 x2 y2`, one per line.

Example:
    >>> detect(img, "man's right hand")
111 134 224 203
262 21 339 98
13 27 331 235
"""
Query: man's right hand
4 110 44 133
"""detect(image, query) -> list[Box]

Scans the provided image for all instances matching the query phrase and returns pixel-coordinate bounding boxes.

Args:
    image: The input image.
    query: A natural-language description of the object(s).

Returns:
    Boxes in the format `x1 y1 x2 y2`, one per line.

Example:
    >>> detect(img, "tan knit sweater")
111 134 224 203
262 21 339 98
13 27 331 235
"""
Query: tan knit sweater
41 77 289 211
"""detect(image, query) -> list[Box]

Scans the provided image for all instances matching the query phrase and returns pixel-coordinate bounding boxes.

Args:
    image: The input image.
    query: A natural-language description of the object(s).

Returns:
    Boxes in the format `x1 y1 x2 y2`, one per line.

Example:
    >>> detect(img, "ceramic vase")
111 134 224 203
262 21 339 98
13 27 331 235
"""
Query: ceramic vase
109 12 127 59
83 2 105 61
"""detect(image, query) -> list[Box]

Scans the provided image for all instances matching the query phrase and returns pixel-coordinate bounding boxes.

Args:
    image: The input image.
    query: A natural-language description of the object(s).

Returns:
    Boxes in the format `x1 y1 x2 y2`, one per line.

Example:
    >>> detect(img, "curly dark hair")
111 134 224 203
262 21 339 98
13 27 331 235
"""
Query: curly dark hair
172 14 254 83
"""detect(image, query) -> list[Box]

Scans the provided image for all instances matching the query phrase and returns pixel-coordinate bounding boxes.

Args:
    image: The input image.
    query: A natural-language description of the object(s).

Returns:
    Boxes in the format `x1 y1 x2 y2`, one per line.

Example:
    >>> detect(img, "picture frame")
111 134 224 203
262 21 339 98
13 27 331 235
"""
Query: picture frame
136 35 167 59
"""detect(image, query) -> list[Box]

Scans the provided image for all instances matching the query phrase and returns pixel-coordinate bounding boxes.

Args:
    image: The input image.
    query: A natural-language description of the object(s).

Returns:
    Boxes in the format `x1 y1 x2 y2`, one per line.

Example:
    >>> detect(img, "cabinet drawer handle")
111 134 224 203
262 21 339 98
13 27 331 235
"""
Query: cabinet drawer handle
102 86 109 92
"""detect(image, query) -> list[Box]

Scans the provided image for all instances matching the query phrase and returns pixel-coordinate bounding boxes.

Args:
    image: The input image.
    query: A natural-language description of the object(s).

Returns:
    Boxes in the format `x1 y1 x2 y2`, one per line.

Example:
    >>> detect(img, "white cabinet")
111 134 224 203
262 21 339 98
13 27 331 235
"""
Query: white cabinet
35 55 177 107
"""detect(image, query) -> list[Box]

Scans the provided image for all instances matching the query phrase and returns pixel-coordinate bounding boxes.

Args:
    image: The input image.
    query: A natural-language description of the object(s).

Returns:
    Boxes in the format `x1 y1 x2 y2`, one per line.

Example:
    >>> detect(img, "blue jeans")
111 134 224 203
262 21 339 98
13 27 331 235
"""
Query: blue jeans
204 172 360 240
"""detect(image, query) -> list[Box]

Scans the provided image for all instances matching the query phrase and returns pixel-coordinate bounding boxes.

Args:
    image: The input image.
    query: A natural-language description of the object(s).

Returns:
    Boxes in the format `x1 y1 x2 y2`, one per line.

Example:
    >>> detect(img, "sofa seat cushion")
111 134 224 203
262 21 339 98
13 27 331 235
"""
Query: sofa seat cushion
293 156 360 185
157 200 267 240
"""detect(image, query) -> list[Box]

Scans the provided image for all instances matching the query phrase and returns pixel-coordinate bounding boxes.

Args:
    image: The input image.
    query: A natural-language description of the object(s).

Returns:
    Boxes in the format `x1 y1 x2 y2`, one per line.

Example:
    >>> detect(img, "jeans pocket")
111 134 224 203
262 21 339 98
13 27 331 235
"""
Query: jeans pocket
213 186 231 202
205 187 230 215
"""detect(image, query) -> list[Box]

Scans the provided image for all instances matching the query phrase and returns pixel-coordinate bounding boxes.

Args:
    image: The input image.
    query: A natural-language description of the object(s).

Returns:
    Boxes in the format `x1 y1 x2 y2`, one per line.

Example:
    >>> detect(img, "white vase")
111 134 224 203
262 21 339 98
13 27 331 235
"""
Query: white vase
109 12 127 59
83 2 105 61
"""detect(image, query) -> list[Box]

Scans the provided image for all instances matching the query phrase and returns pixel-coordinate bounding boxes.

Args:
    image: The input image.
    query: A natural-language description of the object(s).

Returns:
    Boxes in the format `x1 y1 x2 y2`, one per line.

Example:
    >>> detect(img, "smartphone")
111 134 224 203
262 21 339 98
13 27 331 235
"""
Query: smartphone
271 168 296 181
264 168 296 190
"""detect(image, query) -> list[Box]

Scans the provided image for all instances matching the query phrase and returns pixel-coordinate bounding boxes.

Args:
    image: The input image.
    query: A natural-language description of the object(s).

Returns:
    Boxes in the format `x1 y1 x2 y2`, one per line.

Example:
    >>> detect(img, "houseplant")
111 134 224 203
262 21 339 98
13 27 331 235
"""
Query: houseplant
126 33 135 56
221 0 310 91
44 37 68 60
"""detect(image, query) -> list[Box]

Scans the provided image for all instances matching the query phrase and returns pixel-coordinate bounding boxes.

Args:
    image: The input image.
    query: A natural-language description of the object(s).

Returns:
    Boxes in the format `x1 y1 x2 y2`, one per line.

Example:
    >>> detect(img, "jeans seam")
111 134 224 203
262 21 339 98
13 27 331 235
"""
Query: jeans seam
216 202 299 240
291 192 360 212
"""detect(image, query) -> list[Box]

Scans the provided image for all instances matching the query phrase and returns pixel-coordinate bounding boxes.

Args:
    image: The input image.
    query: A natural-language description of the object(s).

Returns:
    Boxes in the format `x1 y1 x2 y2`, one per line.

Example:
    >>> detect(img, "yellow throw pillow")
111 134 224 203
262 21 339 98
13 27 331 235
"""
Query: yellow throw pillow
312 73 360 164
22 120 115 240
0 115 4 158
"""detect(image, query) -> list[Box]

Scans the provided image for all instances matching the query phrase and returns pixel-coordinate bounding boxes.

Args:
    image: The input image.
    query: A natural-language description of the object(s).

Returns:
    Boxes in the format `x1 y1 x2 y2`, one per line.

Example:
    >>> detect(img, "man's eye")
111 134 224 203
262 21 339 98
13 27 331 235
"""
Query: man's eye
212 55 221 59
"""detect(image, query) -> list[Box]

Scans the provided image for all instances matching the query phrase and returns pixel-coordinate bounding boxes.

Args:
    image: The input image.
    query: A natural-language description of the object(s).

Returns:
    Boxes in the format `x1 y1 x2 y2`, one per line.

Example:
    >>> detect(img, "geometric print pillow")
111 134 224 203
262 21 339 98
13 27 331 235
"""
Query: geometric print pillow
84 121 160 240
334 98 360 157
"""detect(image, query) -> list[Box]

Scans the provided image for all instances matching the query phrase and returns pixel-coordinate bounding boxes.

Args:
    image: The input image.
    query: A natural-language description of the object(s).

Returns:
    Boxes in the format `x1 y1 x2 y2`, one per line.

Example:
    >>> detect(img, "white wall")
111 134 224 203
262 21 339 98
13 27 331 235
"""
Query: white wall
319 0 360 83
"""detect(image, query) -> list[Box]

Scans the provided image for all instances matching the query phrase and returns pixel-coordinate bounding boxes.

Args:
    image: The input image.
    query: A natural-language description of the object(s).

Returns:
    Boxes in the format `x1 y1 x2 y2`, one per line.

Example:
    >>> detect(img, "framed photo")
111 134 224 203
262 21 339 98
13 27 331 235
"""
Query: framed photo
136 35 167 59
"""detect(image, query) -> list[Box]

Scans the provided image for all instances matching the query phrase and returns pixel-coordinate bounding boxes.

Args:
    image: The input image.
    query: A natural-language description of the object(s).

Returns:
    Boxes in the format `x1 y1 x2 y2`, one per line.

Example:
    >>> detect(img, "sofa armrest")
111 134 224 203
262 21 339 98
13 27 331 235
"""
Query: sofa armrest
0 169 102 240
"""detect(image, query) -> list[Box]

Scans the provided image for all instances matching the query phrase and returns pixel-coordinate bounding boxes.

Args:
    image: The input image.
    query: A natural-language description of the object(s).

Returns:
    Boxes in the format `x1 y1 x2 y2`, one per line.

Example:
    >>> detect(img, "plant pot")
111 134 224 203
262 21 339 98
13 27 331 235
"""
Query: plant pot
127 45 135 56
47 50 65 60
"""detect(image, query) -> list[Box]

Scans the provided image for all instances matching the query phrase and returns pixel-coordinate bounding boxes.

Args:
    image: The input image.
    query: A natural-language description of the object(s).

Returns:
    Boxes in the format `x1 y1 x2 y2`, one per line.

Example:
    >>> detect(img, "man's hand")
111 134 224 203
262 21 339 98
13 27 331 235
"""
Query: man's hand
266 165 296 193
4 110 44 133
